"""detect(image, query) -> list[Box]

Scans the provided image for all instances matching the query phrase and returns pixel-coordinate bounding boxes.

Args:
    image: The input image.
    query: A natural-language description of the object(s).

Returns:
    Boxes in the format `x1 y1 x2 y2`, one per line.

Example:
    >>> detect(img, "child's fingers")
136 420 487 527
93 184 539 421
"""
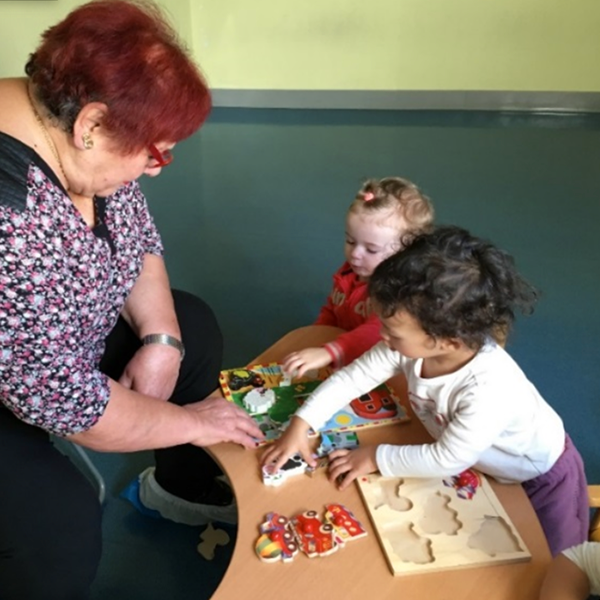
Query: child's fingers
281 354 296 372
263 446 295 473
337 470 358 490
270 454 292 473
328 456 358 490
281 351 294 363
295 363 311 378
260 444 280 467
328 448 350 461
328 466 353 490
286 358 311 378
282 354 303 374
301 449 318 468
330 447 378 489
327 455 349 483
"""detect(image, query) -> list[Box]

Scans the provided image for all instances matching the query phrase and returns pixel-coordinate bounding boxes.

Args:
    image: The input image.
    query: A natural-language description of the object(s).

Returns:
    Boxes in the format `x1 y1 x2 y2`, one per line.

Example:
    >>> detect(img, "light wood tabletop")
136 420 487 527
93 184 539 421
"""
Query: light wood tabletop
209 325 551 600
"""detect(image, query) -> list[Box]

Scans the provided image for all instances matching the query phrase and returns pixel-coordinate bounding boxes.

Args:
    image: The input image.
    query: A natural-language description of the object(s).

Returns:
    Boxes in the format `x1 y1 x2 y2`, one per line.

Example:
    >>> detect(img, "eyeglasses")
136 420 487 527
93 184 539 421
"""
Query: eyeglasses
148 143 173 168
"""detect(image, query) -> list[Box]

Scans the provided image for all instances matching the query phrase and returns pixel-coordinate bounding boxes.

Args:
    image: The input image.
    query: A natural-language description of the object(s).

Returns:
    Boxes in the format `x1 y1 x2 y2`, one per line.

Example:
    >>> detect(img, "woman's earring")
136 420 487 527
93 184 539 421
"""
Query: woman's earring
82 133 94 150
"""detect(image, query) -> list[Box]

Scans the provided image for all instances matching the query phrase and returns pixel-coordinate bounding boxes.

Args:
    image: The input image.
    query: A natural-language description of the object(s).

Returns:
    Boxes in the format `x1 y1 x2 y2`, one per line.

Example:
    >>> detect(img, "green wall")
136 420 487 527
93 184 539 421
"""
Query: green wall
194 0 600 91
3 0 600 92
0 0 191 77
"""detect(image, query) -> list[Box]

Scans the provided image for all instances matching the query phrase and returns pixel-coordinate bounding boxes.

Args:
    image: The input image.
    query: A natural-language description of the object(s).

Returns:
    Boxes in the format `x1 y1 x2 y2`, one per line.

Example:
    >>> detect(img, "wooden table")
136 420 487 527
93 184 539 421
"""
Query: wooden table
209 326 551 600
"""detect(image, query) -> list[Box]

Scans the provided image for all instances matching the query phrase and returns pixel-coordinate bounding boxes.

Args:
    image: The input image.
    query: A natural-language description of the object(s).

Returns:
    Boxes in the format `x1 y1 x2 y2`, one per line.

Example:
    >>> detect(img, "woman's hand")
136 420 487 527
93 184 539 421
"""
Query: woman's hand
282 347 331 378
185 396 264 449
260 417 315 472
118 344 180 400
327 446 378 490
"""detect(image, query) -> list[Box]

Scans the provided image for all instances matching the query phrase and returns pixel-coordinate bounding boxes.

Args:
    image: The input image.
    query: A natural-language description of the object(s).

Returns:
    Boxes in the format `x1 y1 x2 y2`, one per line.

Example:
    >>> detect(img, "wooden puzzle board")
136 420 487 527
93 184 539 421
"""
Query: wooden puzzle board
356 473 531 576
219 363 409 446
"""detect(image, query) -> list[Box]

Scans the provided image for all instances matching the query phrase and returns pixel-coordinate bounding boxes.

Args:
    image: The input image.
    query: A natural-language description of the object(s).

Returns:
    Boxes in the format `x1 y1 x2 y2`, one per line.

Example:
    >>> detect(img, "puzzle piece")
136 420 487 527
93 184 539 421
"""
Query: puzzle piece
324 503 368 545
315 431 360 457
291 510 338 558
243 387 276 414
262 453 311 487
255 513 299 563
442 468 481 500
279 368 296 387
350 389 398 420
304 456 329 478
197 523 230 560
255 504 367 563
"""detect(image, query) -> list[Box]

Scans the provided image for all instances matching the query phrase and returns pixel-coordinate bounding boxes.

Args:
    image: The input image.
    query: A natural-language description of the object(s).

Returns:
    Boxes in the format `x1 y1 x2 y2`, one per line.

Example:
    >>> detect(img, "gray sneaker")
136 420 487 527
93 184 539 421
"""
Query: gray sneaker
138 467 238 525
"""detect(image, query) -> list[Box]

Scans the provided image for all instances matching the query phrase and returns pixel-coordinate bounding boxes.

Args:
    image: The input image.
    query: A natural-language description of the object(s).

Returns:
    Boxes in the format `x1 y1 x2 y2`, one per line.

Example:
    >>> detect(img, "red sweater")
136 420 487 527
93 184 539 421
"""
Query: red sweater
315 262 381 368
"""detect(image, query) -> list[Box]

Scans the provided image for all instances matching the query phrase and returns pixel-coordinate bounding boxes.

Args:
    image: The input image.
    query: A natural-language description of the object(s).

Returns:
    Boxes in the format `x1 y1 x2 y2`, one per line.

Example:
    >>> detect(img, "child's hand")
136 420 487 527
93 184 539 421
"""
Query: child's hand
282 347 332 378
260 417 316 473
327 446 378 490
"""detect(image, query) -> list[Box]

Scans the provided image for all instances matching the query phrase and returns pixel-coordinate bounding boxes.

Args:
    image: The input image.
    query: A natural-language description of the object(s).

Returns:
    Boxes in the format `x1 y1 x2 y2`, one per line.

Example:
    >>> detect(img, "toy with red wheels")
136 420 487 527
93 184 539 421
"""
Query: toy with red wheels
255 512 299 563
291 510 338 558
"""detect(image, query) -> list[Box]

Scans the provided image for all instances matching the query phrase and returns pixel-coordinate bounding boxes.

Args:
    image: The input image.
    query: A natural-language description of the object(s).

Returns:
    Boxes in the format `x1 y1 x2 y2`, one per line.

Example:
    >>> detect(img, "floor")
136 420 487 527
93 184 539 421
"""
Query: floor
89 450 236 600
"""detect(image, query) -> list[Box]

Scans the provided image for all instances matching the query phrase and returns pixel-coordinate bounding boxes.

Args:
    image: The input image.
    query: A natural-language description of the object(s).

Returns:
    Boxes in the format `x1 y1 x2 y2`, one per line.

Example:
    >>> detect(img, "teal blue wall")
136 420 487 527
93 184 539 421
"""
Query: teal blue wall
141 109 600 481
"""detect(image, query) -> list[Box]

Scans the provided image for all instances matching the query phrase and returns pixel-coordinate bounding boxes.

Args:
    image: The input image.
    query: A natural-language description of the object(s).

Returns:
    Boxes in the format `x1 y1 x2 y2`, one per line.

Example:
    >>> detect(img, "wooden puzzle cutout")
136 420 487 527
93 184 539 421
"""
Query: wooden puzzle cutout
387 522 433 564
220 363 409 446
419 493 461 535
254 504 367 563
197 523 231 560
372 478 413 512
468 516 526 556
356 470 531 576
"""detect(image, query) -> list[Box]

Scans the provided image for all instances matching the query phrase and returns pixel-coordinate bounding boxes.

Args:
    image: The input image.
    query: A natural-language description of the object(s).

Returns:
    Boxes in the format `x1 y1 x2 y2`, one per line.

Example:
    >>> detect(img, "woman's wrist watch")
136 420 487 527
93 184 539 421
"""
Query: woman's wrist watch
141 333 185 361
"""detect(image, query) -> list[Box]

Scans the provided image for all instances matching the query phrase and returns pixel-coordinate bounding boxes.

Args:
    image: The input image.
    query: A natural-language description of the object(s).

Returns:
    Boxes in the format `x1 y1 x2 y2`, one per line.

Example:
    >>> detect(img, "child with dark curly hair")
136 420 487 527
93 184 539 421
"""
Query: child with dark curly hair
262 225 588 557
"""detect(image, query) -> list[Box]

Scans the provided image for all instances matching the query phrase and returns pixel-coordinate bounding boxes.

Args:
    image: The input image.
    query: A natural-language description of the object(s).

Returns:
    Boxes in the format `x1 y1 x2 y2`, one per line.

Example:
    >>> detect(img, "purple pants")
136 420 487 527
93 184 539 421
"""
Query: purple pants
522 434 589 556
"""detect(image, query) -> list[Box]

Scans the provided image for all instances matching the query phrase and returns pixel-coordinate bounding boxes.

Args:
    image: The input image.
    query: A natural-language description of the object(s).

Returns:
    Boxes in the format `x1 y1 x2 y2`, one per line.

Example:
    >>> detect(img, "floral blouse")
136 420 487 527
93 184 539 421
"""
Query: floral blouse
0 132 163 435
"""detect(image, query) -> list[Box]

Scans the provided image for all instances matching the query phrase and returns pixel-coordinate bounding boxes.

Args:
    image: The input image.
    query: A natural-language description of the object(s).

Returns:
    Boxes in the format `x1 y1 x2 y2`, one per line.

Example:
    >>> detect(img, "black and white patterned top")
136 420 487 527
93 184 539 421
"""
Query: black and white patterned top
0 132 163 435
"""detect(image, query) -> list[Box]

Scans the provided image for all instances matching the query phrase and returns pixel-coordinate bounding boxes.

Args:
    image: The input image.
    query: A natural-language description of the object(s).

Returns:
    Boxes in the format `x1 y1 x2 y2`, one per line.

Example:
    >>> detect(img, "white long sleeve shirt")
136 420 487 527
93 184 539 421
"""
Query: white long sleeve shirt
563 542 600 595
296 341 565 483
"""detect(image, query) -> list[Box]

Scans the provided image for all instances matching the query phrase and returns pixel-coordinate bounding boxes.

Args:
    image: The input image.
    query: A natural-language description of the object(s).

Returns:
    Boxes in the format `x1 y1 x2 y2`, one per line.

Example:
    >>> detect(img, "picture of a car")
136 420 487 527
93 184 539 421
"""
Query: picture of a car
228 369 265 391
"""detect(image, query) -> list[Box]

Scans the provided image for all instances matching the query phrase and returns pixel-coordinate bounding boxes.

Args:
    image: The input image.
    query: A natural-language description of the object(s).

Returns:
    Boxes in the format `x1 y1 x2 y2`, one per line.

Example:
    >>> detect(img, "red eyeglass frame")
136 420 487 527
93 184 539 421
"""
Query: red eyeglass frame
148 143 173 167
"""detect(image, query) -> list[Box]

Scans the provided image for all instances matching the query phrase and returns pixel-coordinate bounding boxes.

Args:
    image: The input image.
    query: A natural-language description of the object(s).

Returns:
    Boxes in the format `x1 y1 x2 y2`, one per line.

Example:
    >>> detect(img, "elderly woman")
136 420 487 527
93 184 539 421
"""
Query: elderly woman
0 1 262 597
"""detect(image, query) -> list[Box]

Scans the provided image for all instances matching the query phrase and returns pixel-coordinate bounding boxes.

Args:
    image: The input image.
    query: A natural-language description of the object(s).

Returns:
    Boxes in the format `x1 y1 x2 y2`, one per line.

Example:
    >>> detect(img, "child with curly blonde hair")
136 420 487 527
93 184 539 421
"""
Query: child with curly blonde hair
283 177 434 377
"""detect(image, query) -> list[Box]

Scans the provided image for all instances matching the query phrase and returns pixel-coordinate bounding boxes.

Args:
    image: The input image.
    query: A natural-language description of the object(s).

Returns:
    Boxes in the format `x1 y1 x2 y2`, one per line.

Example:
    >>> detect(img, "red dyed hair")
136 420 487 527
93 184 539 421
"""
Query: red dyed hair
25 0 211 154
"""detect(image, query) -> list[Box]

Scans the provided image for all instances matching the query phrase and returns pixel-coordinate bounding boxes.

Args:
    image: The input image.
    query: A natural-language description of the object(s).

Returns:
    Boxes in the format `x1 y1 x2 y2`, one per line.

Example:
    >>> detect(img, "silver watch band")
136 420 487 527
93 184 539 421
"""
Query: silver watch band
141 333 185 361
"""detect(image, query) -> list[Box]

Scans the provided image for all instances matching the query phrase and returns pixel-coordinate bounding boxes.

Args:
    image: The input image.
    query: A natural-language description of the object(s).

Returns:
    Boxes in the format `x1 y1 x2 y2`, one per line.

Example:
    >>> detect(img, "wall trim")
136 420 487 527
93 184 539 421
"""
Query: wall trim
210 90 600 113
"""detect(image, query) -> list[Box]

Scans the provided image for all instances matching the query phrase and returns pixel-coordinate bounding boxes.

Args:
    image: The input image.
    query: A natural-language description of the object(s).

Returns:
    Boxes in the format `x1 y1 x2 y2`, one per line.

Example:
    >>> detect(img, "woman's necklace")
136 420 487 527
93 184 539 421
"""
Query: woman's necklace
27 85 69 191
